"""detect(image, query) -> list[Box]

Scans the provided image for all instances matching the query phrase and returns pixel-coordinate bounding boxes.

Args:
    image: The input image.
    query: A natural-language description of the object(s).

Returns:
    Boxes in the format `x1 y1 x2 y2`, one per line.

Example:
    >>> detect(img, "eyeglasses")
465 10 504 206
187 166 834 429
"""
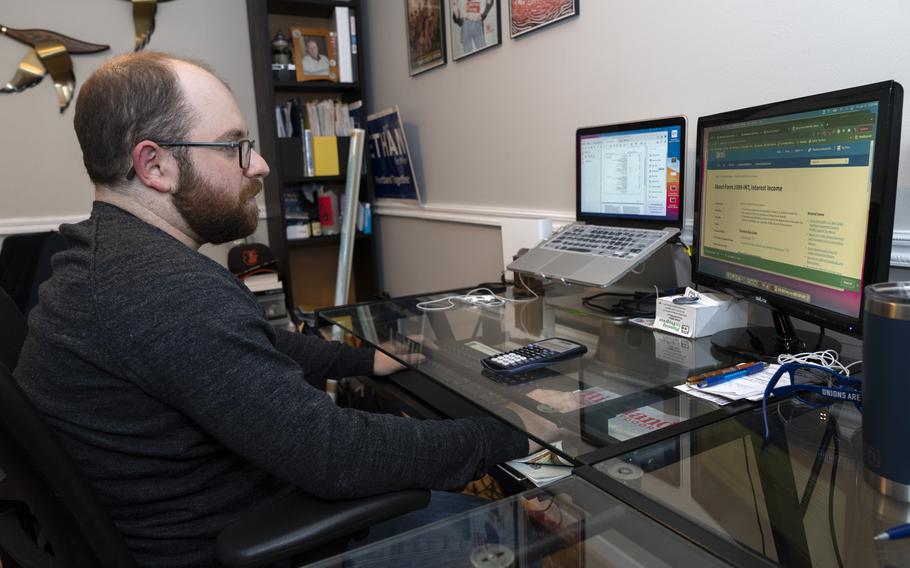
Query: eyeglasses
125 139 255 180
761 362 862 442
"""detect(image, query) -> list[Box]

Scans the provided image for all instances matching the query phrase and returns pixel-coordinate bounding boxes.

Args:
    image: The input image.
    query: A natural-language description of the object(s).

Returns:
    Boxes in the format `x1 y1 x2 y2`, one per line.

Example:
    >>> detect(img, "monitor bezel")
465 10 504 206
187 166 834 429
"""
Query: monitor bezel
691 81 903 336
576 116 687 230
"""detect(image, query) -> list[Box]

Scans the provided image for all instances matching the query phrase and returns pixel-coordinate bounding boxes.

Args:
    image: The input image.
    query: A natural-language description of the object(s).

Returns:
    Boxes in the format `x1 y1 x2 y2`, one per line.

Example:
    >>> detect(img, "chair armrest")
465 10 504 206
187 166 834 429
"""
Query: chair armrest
215 488 430 568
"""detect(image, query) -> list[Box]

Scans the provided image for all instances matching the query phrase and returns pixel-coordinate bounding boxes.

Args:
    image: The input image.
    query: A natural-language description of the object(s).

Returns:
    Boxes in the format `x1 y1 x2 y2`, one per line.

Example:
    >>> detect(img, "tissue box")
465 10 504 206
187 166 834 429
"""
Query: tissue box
654 289 747 338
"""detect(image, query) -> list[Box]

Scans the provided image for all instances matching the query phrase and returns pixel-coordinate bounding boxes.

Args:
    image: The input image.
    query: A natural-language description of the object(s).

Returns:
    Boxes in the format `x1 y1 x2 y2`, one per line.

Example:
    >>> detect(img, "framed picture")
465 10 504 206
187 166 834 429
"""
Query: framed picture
449 0 501 61
509 0 578 38
405 0 447 76
291 27 338 82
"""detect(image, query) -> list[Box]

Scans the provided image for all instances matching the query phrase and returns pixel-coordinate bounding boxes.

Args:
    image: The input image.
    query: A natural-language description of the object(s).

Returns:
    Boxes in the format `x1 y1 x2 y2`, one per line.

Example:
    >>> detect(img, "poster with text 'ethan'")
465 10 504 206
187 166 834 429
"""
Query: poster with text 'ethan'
367 106 422 203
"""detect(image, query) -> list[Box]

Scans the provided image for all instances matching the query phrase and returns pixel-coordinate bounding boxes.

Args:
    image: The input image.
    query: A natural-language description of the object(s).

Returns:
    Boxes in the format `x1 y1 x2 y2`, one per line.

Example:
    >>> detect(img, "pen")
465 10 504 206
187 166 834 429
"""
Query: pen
874 523 910 541
695 362 767 389
687 361 761 384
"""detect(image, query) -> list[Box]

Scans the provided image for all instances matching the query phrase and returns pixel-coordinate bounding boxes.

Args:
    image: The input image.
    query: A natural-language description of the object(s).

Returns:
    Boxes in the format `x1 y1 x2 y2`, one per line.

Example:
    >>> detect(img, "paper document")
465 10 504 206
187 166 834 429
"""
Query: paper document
505 443 572 487
675 363 789 403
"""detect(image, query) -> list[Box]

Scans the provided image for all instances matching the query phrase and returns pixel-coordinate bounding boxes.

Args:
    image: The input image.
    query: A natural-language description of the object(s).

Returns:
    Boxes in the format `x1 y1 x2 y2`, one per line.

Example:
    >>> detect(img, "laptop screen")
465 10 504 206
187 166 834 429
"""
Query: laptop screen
577 117 686 227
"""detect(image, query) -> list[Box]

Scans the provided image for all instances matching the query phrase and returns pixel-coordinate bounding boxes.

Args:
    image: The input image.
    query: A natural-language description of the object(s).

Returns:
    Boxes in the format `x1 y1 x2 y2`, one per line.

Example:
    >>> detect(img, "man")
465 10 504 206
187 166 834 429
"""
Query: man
13 52 529 567
301 38 330 75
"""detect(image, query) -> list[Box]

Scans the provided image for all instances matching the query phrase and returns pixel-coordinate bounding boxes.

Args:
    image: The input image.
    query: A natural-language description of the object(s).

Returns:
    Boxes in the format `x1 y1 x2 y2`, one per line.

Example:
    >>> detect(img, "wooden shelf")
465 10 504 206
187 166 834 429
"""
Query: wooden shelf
273 81 360 93
287 233 372 248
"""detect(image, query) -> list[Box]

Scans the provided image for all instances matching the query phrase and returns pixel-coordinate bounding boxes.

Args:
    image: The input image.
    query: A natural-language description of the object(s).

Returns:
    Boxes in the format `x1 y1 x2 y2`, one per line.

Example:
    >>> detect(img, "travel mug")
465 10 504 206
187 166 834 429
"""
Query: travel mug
863 282 910 501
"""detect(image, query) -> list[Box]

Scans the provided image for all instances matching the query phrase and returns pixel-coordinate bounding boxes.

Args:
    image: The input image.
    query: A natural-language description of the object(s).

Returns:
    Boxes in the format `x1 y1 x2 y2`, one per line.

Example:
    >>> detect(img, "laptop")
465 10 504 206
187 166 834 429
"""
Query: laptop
508 116 686 288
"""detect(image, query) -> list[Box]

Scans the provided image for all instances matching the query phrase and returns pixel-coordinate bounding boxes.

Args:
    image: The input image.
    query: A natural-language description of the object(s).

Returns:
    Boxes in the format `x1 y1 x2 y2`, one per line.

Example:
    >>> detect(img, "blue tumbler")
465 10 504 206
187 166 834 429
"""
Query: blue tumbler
864 282 910 501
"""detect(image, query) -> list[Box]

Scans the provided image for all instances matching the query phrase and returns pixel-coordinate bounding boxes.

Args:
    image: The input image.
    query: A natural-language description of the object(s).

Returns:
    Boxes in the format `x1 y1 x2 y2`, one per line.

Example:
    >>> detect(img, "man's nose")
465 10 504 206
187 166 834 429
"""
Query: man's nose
246 149 270 178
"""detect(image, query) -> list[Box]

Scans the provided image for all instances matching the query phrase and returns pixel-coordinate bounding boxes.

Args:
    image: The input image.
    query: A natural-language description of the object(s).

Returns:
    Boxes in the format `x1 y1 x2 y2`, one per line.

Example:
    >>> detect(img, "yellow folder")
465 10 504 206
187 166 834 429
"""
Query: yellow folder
312 136 340 176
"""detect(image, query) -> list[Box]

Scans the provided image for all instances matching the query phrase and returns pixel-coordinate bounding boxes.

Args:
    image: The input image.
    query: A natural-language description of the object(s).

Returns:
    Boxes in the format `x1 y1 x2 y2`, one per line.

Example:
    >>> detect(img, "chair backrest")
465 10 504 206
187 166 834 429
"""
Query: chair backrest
0 287 28 373
0 364 137 567
0 231 68 315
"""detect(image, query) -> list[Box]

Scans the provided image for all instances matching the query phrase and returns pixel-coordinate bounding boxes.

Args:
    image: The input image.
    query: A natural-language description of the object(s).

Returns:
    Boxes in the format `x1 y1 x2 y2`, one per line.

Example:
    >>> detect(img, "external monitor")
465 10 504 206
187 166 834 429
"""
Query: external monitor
692 81 903 359
577 116 686 230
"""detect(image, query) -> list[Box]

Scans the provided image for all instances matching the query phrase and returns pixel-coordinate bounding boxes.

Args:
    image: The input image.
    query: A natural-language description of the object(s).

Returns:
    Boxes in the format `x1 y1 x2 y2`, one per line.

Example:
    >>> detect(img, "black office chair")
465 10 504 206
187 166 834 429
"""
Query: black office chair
0 287 27 374
0 362 428 567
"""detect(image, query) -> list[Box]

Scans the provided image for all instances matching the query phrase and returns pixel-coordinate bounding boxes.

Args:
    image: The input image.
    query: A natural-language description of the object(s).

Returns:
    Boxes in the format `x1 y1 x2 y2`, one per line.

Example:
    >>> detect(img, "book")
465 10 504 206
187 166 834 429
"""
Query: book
334 7 353 83
242 273 282 294
303 130 315 177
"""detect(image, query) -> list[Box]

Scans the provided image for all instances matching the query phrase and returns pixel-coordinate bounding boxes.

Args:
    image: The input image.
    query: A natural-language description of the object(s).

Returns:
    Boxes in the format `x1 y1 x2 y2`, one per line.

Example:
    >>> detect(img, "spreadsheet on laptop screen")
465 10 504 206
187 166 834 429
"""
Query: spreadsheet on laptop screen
579 125 682 223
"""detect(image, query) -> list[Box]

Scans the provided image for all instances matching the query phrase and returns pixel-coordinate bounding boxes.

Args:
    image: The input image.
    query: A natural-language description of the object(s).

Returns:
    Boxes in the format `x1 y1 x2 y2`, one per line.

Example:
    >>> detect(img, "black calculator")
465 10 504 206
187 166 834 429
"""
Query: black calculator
481 338 587 375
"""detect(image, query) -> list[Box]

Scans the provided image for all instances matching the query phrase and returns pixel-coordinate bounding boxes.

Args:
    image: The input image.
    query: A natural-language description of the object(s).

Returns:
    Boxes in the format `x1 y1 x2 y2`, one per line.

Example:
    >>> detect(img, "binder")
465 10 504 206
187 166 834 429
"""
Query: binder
334 7 353 83
312 136 340 176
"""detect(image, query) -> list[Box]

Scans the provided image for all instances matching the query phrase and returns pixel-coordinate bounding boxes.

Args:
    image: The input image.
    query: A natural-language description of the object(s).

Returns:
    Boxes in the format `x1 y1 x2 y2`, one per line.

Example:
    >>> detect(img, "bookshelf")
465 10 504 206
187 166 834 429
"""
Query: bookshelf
246 0 377 311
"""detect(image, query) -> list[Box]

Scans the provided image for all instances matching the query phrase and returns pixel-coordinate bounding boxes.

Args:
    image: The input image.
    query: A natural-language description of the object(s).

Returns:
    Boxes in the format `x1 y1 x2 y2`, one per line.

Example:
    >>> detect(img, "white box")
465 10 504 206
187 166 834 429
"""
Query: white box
654 288 747 338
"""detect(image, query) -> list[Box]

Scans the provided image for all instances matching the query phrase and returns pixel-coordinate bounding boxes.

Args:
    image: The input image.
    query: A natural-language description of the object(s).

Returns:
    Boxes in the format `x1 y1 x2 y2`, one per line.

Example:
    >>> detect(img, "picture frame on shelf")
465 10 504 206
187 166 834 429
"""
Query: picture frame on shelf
449 0 501 61
405 0 447 76
509 0 578 38
291 27 338 82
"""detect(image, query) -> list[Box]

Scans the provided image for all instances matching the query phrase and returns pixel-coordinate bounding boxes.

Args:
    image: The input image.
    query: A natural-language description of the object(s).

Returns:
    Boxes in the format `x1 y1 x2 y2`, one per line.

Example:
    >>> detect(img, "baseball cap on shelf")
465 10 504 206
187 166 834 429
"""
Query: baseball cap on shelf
228 243 278 277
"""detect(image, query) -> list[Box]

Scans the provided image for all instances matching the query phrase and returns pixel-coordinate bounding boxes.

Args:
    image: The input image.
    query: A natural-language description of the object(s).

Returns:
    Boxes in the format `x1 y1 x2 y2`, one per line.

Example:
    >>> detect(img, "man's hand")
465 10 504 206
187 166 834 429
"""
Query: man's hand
372 351 407 376
505 402 562 454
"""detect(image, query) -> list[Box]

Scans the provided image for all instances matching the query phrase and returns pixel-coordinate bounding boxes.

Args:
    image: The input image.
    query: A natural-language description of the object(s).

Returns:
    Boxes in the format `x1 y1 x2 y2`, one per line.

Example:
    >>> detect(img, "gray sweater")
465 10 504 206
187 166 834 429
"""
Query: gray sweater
14 202 527 568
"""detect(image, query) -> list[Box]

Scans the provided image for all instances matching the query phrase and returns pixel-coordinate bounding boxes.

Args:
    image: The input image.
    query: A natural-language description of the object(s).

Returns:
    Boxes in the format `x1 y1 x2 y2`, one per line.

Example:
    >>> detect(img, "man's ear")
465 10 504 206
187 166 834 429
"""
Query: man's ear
131 141 177 193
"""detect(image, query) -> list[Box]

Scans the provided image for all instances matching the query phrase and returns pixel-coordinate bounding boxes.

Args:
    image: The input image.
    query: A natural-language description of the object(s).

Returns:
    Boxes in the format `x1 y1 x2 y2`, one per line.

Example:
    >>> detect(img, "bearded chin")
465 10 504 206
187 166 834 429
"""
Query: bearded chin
173 164 261 245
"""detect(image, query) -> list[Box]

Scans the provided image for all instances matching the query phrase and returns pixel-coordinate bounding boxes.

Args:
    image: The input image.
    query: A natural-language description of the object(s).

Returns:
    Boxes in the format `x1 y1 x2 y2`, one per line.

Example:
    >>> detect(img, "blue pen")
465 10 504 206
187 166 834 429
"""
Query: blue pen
874 523 910 541
696 362 766 389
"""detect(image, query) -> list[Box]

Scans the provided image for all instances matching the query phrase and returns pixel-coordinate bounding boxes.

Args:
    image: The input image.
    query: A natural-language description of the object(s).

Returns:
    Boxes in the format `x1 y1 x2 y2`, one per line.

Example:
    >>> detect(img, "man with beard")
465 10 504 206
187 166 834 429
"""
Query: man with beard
13 52 530 567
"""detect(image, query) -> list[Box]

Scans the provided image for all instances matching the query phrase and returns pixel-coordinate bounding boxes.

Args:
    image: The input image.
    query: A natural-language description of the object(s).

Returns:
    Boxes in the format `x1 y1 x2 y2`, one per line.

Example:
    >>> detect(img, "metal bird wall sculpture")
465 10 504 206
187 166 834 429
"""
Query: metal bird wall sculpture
127 0 175 52
0 24 109 112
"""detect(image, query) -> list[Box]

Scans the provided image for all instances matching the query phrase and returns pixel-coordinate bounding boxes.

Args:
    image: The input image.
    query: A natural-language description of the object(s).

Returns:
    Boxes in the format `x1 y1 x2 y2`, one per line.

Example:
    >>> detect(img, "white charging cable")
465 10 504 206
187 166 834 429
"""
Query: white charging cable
776 349 862 377
416 284 538 312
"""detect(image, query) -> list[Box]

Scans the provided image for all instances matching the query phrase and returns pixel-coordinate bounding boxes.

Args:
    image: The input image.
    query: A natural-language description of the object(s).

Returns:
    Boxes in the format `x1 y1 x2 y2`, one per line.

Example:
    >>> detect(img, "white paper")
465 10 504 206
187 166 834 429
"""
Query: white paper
676 363 790 403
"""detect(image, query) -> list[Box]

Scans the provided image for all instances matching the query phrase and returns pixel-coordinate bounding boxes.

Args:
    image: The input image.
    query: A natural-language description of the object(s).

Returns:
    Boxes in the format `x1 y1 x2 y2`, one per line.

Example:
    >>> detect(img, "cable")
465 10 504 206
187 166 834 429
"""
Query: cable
776 349 861 378
742 437 767 556
415 285 537 312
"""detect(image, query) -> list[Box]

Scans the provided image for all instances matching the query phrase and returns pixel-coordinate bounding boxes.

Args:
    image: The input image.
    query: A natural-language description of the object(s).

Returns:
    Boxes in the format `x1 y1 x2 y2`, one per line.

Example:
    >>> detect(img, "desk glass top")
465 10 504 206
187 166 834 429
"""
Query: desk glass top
309 475 730 568
319 288 744 462
588 399 910 568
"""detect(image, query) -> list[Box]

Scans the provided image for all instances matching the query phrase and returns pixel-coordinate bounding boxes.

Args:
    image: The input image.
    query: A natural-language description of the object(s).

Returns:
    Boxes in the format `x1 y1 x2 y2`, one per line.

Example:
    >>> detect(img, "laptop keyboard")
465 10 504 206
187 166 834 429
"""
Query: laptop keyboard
542 225 667 259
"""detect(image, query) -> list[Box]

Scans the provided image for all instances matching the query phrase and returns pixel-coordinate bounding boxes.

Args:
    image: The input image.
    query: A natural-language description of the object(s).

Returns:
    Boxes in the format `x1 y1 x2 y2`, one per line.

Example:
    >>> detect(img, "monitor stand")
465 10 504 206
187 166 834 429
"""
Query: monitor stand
709 310 841 362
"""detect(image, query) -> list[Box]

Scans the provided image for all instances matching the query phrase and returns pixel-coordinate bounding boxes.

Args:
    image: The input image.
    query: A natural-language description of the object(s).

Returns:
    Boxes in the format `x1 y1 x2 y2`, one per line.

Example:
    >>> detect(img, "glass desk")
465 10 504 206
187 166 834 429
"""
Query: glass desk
319 287 754 463
309 475 732 568
580 397 910 567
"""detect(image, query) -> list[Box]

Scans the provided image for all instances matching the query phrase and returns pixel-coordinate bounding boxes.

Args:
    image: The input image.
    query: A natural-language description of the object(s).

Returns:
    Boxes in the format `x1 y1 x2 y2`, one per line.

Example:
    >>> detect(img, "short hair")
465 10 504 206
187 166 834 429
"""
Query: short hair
73 52 213 186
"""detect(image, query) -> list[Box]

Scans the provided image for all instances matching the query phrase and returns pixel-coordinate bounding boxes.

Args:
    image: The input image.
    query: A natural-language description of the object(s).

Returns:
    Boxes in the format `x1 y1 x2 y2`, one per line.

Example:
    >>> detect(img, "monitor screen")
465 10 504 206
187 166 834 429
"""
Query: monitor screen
577 118 685 227
693 82 902 335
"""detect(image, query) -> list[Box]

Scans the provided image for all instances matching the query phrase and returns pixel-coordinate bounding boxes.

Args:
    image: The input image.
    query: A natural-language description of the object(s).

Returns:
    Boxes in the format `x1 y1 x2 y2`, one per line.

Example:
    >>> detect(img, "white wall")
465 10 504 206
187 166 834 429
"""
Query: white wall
0 0 266 264
364 0 910 295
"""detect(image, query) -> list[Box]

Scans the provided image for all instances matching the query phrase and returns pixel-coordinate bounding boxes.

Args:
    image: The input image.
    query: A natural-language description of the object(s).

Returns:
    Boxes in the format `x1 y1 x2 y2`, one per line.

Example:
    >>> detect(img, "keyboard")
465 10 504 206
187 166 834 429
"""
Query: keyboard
542 225 665 258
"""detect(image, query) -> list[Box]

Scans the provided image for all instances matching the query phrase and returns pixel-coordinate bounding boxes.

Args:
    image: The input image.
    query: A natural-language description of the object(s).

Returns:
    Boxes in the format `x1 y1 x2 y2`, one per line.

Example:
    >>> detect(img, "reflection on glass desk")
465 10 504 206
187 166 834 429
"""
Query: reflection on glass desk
319 288 750 462
309 475 730 568
587 398 910 567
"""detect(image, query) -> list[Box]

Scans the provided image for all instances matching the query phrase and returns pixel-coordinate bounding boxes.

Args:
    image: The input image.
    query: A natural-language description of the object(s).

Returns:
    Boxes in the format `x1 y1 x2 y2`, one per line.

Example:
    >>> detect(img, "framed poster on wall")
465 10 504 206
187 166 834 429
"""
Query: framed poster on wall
449 0 501 61
509 0 578 38
405 0 447 75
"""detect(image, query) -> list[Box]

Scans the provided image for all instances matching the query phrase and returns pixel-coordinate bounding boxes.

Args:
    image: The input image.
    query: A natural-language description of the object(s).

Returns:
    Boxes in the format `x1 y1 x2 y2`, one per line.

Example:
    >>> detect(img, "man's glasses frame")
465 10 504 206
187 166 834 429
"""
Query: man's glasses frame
125 139 255 180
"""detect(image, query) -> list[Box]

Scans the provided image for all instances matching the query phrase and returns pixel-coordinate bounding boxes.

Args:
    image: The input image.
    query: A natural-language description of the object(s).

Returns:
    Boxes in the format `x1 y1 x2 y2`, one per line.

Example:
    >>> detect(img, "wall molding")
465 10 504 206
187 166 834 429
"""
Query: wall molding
376 202 910 269
4 210 909 268
0 214 89 236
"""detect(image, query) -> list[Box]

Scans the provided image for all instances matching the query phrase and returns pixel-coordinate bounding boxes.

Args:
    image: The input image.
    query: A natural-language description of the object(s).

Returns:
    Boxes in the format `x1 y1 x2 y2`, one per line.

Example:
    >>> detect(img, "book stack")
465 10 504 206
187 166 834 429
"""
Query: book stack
243 273 290 331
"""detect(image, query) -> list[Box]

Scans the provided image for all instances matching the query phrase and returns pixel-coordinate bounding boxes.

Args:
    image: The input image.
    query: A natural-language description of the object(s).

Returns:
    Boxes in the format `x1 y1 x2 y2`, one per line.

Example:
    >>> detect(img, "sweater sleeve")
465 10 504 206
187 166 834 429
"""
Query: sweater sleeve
101 272 528 499
273 329 375 389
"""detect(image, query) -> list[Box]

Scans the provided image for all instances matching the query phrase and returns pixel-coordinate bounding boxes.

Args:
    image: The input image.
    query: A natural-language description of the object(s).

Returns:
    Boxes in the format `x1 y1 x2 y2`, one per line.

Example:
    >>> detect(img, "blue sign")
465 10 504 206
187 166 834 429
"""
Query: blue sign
366 106 421 201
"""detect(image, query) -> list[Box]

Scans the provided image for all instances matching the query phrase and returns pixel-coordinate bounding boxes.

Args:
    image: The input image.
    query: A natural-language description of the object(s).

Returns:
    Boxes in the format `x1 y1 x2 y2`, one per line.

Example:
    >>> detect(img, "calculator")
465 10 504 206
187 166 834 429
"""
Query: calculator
481 338 587 375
